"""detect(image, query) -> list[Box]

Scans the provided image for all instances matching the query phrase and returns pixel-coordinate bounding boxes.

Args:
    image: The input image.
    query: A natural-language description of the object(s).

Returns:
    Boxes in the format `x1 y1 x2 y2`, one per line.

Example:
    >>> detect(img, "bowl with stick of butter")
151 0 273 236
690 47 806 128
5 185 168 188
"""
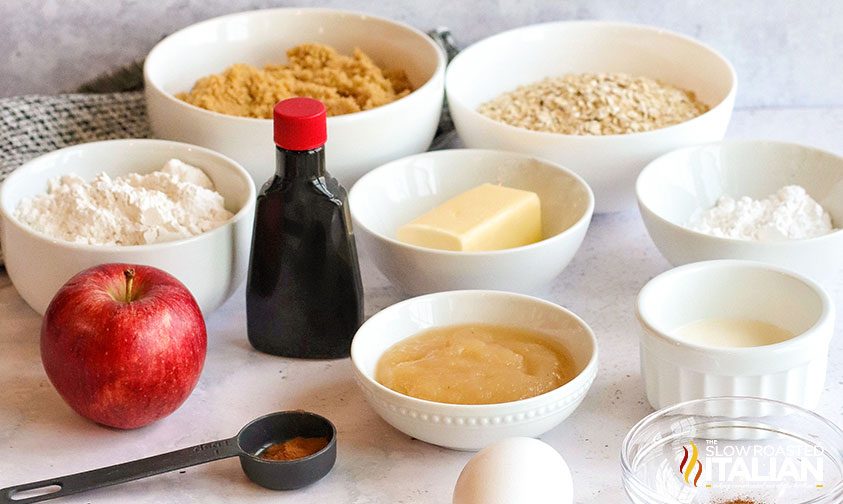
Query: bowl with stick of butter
348 149 594 296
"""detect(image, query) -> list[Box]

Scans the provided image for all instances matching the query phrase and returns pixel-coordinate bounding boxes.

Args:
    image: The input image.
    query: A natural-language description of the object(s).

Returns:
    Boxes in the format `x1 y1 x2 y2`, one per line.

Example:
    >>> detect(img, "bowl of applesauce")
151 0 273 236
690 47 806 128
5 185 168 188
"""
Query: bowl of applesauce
350 290 599 451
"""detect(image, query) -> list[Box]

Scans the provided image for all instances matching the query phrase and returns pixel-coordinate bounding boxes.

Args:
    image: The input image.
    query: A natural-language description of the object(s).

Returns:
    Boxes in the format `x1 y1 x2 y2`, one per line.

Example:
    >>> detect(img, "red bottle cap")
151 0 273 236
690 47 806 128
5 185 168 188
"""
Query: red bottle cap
273 98 327 151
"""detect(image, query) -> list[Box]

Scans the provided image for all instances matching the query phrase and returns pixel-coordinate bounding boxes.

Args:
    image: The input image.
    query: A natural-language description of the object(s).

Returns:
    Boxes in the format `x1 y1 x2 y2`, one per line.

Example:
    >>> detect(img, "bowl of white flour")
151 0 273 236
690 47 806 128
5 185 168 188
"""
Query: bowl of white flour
636 140 843 283
0 139 256 315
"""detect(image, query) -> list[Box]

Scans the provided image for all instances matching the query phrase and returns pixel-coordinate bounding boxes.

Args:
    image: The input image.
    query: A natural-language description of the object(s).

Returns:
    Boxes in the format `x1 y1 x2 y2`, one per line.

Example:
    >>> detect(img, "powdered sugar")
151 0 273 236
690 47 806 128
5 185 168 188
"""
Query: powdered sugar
15 159 234 246
687 185 834 241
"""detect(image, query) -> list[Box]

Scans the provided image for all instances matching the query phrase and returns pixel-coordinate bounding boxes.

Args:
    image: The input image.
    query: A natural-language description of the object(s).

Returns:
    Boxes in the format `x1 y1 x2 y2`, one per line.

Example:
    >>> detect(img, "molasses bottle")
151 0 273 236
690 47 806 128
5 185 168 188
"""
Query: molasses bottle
246 97 364 358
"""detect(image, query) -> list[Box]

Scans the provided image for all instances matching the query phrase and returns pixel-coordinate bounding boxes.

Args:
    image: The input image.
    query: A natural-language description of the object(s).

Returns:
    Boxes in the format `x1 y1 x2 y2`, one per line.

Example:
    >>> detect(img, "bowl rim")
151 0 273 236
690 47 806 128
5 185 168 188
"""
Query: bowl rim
347 148 595 257
350 289 600 413
143 7 447 125
445 19 738 141
620 395 843 504
0 138 257 252
636 138 843 246
635 259 834 356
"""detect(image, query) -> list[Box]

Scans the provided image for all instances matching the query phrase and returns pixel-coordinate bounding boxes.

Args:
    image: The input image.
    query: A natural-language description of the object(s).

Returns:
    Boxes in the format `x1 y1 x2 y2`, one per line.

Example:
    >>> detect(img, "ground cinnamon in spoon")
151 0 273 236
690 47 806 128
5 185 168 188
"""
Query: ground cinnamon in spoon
259 436 329 461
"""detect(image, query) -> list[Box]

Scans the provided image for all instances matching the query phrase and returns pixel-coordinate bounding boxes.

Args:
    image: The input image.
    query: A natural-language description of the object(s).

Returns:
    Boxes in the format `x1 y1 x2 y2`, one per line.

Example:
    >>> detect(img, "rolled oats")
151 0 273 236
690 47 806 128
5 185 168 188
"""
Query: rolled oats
477 73 709 135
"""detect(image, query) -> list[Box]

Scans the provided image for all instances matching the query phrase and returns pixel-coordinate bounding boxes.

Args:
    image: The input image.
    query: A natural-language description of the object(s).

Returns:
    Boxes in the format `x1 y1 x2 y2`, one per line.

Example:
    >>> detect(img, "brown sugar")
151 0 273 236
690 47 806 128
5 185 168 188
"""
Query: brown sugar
176 43 413 118
259 436 330 461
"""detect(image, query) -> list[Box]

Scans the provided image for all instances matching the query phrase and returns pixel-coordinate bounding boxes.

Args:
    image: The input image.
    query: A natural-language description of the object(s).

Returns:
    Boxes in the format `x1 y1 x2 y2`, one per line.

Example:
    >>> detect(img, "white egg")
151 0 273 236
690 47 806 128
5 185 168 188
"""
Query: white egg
452 437 574 504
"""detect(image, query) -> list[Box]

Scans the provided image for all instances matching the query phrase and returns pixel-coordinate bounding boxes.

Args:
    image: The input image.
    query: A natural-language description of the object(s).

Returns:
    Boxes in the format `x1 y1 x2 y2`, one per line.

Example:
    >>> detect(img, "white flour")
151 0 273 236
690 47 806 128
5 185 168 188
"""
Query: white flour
687 185 834 241
15 159 234 246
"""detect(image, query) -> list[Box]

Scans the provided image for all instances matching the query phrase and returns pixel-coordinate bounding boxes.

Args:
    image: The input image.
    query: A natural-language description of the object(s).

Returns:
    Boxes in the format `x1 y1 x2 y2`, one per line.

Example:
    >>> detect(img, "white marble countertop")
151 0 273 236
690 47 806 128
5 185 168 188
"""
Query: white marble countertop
1 107 842 503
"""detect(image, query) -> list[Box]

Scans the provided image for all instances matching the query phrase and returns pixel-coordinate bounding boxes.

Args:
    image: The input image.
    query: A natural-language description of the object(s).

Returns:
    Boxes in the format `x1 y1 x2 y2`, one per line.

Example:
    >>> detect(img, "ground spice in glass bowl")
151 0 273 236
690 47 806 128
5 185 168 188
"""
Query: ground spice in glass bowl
258 436 330 462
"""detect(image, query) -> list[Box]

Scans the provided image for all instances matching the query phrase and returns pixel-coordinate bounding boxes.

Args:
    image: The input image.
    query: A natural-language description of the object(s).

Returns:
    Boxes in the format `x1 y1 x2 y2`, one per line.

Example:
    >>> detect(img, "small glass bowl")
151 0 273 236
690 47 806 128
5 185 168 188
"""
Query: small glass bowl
621 397 843 504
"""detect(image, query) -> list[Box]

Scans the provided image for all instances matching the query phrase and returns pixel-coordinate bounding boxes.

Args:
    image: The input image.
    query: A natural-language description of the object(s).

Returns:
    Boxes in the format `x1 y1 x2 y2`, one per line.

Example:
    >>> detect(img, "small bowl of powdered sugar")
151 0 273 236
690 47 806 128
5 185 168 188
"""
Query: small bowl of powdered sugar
0 139 256 315
636 140 843 283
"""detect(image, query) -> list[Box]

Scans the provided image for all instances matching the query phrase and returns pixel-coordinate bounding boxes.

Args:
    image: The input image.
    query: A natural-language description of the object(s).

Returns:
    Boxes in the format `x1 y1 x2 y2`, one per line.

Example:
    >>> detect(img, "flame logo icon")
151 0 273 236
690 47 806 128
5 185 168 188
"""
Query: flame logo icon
679 441 703 487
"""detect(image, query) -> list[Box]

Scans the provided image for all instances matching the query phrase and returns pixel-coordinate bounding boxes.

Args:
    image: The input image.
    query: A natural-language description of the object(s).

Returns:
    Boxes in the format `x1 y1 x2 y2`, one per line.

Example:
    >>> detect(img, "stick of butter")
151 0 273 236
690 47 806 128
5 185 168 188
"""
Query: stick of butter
396 183 542 251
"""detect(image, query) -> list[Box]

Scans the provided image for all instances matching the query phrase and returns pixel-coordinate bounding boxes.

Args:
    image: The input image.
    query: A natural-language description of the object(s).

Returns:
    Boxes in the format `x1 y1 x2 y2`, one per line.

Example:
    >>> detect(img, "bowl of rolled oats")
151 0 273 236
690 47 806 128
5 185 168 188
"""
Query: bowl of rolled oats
445 21 737 213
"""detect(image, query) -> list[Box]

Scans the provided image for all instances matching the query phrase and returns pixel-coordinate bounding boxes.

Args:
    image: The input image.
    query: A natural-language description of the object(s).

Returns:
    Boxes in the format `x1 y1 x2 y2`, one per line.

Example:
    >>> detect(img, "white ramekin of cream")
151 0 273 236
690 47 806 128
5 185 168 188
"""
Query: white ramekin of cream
636 260 835 410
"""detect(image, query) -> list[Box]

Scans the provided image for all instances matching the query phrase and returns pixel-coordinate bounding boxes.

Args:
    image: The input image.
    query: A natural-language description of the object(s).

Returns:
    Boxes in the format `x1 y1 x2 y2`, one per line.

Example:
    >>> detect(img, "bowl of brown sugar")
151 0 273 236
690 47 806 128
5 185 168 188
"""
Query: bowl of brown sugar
145 8 446 188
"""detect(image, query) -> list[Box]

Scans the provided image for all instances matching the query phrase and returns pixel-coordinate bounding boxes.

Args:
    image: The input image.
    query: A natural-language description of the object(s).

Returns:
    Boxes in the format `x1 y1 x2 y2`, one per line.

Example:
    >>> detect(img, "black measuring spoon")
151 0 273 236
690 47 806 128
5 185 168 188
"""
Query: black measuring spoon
0 410 336 503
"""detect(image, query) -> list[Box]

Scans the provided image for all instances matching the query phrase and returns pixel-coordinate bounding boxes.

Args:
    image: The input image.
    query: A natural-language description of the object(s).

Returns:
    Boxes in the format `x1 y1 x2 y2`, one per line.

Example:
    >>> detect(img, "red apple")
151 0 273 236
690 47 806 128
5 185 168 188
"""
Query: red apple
40 263 207 429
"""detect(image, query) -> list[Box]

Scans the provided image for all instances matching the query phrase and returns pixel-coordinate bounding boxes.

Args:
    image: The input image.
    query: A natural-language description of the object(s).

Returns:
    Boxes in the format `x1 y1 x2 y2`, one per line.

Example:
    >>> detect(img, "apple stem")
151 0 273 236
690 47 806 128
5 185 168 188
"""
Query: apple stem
124 268 135 303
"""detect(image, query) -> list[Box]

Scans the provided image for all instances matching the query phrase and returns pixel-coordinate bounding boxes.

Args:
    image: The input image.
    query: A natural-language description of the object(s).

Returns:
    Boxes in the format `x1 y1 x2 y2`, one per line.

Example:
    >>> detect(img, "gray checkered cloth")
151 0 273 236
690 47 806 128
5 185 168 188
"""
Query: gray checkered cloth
0 92 149 181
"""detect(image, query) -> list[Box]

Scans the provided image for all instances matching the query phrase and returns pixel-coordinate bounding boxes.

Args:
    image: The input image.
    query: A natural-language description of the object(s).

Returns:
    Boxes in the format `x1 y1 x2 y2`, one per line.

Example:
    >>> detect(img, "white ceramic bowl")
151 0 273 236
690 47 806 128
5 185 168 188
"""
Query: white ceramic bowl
636 260 835 410
348 149 594 296
0 139 256 316
637 140 843 283
446 21 737 213
145 8 446 188
350 290 599 451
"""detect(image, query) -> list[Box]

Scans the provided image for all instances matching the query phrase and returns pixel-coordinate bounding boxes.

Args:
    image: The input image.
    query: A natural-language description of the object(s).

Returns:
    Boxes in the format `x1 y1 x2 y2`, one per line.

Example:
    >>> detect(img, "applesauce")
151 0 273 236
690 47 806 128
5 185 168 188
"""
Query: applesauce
375 324 578 405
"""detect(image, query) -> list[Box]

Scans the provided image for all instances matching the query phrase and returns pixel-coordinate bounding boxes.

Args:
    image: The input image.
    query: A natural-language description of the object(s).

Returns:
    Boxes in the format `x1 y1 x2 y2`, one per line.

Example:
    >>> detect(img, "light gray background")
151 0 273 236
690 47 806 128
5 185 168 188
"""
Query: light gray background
1 0 841 108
